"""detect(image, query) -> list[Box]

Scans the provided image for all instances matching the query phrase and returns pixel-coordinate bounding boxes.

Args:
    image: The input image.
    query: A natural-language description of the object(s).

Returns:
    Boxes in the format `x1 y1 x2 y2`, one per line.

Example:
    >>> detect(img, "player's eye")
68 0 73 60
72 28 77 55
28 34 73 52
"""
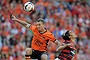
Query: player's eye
37 24 40 26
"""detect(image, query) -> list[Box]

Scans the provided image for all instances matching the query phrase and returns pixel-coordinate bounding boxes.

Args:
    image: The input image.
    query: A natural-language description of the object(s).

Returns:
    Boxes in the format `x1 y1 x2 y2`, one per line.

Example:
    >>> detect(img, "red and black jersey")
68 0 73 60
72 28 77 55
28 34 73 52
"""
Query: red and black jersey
58 40 76 60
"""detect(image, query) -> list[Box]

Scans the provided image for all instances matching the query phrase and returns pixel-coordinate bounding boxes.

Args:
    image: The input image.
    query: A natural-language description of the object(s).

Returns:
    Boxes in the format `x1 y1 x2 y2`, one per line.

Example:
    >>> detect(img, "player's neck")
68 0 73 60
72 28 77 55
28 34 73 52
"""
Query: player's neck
39 28 46 34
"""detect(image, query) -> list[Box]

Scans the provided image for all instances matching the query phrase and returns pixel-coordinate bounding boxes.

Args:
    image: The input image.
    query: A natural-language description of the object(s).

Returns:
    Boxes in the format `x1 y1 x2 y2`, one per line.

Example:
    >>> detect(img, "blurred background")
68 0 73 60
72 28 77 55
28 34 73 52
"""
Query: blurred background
0 0 90 60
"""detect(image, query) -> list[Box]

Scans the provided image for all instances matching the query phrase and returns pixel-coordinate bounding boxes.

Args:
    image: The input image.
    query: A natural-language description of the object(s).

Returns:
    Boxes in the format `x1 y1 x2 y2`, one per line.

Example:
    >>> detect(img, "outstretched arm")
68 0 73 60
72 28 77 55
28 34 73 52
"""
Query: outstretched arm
56 43 71 51
11 15 31 28
54 40 61 49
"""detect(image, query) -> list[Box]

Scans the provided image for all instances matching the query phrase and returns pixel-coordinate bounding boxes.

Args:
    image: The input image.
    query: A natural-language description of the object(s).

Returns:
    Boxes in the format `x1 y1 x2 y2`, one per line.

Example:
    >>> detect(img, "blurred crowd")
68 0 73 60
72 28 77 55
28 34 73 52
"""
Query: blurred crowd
0 0 90 60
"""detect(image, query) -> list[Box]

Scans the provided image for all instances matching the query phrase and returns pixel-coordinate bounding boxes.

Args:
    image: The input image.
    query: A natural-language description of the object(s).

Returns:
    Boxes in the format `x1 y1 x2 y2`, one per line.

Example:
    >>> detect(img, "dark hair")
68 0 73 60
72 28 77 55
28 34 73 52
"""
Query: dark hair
36 18 45 24
62 30 70 40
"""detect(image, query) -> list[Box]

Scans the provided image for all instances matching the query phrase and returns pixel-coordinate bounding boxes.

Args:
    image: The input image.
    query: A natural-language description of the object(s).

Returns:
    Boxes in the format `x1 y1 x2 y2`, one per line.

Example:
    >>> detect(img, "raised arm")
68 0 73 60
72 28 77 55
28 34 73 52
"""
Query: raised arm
11 15 31 28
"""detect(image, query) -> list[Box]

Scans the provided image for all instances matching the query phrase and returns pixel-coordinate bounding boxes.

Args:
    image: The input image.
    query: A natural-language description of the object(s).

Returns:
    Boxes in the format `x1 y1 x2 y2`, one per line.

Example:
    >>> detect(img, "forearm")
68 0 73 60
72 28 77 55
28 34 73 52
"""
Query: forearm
54 40 60 48
57 45 67 50
56 43 71 51
15 19 30 27
11 15 31 27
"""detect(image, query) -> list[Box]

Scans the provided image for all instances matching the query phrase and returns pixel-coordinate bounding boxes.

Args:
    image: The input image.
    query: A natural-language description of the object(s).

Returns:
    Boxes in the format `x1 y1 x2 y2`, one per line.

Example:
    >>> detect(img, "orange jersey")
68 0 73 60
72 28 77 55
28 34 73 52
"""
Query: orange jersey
30 25 56 51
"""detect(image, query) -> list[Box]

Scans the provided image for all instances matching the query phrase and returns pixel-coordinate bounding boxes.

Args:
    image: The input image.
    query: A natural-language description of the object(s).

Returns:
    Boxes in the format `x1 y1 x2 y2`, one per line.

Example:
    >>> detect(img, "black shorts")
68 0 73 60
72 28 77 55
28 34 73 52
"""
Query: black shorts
30 49 46 60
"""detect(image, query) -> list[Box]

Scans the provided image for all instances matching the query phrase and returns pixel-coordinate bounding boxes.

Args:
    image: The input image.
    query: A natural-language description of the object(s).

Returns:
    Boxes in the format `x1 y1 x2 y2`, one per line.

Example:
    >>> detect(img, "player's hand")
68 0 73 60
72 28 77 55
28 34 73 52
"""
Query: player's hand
11 15 17 21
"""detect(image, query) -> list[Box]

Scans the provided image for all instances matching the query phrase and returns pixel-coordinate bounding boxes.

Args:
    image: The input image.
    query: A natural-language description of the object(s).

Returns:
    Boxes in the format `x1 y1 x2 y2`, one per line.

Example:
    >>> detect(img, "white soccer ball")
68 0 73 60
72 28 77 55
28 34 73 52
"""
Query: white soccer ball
24 2 34 12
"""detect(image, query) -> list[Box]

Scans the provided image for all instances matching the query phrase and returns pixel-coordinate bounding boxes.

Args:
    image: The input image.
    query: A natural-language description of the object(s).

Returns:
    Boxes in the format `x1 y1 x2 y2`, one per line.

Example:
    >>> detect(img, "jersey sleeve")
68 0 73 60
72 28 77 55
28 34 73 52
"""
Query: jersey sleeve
29 25 36 31
48 33 56 42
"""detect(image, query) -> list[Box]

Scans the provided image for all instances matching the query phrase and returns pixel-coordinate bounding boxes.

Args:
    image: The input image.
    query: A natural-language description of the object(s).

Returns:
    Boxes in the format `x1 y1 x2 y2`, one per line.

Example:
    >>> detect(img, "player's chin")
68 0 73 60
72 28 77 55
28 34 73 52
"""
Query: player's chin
74 36 77 39
38 28 41 31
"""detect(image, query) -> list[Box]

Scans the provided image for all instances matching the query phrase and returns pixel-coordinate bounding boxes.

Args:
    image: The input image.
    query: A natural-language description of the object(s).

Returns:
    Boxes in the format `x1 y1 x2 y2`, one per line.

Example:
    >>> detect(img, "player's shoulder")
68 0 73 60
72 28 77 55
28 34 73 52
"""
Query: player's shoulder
30 25 36 28
30 25 37 30
45 30 53 34
44 30 54 36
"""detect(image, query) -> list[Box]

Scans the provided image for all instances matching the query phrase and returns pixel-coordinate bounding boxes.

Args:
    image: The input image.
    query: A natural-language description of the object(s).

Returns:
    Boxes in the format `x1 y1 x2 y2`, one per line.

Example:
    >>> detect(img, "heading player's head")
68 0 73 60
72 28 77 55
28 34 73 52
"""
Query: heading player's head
62 30 77 41
36 18 45 31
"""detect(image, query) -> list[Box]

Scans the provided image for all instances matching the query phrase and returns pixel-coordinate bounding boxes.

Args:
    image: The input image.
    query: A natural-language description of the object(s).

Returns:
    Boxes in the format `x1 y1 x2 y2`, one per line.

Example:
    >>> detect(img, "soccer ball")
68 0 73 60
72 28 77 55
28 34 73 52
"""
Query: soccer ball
24 2 34 12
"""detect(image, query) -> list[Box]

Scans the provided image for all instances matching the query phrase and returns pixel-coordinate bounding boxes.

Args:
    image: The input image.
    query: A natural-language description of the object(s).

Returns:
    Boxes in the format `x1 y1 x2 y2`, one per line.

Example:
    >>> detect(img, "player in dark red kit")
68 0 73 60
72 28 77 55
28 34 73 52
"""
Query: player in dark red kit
55 30 77 60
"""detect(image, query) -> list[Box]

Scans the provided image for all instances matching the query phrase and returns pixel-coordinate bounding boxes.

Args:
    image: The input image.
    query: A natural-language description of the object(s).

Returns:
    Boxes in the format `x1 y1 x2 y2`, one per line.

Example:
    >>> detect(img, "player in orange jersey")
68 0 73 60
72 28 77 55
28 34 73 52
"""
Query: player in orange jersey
11 15 60 60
